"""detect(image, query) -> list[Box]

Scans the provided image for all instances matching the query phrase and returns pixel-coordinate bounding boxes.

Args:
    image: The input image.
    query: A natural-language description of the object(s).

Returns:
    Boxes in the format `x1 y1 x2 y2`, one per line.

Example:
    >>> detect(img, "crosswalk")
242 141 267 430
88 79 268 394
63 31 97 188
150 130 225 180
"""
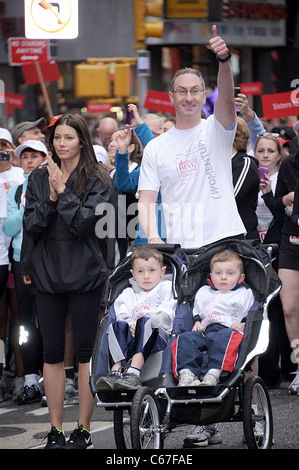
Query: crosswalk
0 407 18 416
0 401 114 449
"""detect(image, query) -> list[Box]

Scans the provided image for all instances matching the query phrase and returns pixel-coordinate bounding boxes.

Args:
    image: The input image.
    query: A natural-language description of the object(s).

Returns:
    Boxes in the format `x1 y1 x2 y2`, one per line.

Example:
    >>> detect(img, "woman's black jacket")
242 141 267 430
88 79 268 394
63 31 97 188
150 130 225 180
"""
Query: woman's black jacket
21 165 112 294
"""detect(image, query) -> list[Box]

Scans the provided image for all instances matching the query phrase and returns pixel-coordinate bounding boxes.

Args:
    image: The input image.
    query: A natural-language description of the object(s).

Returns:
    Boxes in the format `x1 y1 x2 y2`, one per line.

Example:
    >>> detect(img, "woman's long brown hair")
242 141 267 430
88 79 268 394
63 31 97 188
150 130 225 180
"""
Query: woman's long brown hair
48 113 110 197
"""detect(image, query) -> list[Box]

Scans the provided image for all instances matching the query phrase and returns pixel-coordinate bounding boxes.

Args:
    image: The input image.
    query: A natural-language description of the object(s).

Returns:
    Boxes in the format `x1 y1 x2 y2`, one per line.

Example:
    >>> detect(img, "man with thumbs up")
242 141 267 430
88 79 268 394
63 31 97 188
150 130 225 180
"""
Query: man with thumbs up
138 25 245 249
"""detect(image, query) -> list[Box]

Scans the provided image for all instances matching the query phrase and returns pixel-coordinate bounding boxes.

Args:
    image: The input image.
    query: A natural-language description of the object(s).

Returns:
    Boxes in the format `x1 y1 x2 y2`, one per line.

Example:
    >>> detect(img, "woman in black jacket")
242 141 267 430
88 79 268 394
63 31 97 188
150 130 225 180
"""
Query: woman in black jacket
232 117 260 240
274 150 299 395
22 114 112 449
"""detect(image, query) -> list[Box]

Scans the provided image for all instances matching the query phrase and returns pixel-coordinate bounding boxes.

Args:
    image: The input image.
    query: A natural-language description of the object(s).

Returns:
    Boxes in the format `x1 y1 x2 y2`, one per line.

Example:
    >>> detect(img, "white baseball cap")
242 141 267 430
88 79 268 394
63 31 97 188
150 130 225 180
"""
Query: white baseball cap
14 140 48 158
0 128 13 143
93 144 108 165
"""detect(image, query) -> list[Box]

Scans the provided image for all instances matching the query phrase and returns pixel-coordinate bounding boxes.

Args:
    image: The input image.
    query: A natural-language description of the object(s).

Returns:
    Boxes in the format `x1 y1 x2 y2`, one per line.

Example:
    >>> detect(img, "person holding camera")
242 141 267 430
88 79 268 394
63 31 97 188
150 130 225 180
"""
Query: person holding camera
0 128 24 402
3 140 48 404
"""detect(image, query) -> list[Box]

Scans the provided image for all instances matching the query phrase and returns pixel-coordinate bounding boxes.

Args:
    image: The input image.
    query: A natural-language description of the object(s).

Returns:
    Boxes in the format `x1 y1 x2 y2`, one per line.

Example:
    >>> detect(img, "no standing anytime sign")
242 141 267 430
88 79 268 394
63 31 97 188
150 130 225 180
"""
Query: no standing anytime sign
8 38 50 66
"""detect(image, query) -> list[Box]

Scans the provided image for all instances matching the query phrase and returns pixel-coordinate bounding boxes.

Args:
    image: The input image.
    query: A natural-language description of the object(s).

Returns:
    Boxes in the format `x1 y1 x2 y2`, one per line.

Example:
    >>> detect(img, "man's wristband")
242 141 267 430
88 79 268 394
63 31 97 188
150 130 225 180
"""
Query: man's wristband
217 51 231 63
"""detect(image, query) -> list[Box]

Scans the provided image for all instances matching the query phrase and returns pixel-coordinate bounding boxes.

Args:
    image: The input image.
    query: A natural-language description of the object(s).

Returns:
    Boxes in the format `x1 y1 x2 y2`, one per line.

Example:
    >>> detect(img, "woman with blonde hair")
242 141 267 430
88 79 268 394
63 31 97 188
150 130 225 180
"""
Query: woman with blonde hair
232 116 260 240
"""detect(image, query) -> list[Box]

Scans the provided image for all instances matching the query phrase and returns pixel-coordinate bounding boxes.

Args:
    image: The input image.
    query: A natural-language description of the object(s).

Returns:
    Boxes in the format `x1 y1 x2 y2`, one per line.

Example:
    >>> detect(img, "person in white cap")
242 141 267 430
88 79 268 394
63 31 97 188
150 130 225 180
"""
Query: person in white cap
2 140 48 404
92 144 108 168
0 127 19 165
0 127 15 150
0 128 24 403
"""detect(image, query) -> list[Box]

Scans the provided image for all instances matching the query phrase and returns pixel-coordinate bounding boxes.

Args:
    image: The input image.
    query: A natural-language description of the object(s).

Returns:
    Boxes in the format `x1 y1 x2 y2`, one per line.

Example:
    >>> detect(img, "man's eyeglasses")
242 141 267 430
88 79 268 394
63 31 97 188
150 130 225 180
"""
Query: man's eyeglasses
256 133 279 138
172 87 205 97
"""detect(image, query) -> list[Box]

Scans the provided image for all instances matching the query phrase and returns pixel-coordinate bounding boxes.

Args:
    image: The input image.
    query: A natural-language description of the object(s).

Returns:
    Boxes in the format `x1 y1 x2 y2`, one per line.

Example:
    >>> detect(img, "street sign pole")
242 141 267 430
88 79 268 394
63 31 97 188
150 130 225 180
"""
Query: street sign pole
34 62 53 118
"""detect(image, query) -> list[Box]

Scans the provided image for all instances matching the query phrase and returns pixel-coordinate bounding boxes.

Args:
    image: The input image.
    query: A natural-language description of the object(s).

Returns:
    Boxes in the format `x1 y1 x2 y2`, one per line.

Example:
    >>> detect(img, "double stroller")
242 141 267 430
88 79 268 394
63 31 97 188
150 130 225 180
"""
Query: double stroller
89 239 281 450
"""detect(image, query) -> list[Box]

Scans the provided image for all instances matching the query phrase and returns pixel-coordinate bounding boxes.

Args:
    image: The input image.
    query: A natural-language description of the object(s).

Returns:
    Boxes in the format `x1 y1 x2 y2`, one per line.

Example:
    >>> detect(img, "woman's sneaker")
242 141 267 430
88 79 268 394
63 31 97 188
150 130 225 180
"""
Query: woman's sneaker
65 425 94 449
183 425 222 448
44 427 66 449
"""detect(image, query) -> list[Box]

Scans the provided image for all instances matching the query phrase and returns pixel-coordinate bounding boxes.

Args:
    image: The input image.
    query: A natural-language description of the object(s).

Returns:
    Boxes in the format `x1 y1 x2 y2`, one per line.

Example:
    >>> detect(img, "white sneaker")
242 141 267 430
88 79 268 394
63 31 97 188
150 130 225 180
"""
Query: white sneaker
289 368 299 395
200 370 219 386
183 425 222 447
178 369 201 387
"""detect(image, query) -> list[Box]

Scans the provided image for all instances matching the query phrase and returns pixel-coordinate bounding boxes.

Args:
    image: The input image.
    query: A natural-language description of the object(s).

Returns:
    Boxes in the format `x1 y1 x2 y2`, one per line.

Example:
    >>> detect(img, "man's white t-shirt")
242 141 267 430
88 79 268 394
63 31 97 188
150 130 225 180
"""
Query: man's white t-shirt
0 166 24 265
138 115 245 248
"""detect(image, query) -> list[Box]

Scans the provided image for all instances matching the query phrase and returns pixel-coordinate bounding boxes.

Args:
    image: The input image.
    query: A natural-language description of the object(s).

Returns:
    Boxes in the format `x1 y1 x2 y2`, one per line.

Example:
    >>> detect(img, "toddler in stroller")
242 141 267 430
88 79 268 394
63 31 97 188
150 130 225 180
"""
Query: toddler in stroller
173 249 255 388
90 239 280 449
95 245 179 391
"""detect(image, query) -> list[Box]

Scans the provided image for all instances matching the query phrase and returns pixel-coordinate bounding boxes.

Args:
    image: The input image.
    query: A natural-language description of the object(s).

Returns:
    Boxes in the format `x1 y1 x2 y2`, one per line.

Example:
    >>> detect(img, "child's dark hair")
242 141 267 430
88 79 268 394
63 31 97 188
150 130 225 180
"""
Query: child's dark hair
132 245 164 268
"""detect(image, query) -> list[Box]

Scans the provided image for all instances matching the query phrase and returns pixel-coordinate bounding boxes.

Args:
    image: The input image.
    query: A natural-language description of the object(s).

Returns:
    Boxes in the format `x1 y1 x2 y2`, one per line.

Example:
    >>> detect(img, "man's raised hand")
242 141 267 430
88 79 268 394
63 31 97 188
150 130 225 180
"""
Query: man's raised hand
209 24 229 61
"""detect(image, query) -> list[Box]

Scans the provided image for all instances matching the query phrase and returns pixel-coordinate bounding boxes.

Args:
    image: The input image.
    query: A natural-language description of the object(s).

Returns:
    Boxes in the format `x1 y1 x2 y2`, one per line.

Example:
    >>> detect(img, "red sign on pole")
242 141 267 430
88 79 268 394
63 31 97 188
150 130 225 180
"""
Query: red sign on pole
8 37 50 66
239 81 263 96
261 90 299 120
144 90 175 114
21 59 60 85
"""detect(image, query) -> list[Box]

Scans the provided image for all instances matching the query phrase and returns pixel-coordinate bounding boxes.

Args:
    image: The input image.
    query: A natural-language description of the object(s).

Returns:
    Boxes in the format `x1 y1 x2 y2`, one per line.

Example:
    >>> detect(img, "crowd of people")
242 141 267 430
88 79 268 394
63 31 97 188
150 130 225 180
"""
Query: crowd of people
0 25 298 449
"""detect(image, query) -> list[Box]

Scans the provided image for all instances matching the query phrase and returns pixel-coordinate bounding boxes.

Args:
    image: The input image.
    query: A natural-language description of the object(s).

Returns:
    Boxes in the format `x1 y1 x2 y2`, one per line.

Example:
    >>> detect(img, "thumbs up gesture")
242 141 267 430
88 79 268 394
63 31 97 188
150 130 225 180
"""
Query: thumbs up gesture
209 24 229 61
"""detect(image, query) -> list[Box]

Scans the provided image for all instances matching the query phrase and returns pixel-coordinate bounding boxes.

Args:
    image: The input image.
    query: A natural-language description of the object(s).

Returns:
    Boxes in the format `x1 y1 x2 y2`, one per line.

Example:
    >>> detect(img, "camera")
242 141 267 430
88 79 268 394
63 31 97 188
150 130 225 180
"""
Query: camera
0 151 10 161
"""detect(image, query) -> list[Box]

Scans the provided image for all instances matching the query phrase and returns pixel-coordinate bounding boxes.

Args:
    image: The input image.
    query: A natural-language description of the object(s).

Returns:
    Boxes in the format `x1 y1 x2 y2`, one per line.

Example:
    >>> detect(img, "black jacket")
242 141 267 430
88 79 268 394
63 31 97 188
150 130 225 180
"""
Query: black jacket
22 166 112 293
274 151 299 237
232 151 260 240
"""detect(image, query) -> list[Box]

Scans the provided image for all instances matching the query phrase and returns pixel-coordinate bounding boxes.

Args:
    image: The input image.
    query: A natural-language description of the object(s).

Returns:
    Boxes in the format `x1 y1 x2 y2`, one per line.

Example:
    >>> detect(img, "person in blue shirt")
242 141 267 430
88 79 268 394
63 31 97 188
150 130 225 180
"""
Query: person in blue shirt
3 139 48 404
114 104 171 246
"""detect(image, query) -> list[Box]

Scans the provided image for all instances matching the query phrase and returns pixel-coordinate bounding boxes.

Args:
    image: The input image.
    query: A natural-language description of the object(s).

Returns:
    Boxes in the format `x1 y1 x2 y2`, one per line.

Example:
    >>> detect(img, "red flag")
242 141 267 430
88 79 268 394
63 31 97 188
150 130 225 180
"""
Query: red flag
21 59 60 85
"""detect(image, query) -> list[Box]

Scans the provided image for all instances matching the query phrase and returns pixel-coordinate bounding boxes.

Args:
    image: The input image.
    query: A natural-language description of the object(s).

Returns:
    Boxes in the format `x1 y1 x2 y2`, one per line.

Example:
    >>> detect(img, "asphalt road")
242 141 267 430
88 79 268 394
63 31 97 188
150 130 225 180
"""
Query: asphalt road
0 384 298 451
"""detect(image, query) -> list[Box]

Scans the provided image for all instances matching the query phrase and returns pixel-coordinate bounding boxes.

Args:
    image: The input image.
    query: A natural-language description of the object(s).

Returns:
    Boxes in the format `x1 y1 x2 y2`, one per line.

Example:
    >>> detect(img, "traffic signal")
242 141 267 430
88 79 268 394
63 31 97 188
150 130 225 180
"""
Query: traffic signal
134 0 164 43
114 63 131 97
74 64 110 98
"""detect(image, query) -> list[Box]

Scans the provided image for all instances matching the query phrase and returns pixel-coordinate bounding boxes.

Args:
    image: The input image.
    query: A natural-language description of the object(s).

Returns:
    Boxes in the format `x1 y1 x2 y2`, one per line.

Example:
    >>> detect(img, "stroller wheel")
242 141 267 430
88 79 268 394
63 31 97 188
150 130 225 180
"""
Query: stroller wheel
242 376 273 449
130 387 163 449
114 409 132 449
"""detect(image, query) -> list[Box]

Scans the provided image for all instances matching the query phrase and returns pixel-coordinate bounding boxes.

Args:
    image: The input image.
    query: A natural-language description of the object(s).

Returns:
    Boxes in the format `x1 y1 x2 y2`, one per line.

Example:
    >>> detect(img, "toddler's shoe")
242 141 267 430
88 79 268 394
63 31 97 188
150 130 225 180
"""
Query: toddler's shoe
200 370 220 386
178 369 201 387
113 372 142 390
96 370 123 391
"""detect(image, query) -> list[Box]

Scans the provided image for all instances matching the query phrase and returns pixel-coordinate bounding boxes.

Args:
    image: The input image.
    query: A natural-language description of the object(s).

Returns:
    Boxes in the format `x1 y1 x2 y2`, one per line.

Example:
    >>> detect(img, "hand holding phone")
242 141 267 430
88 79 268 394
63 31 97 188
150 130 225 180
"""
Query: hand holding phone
258 166 269 181
125 109 132 125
